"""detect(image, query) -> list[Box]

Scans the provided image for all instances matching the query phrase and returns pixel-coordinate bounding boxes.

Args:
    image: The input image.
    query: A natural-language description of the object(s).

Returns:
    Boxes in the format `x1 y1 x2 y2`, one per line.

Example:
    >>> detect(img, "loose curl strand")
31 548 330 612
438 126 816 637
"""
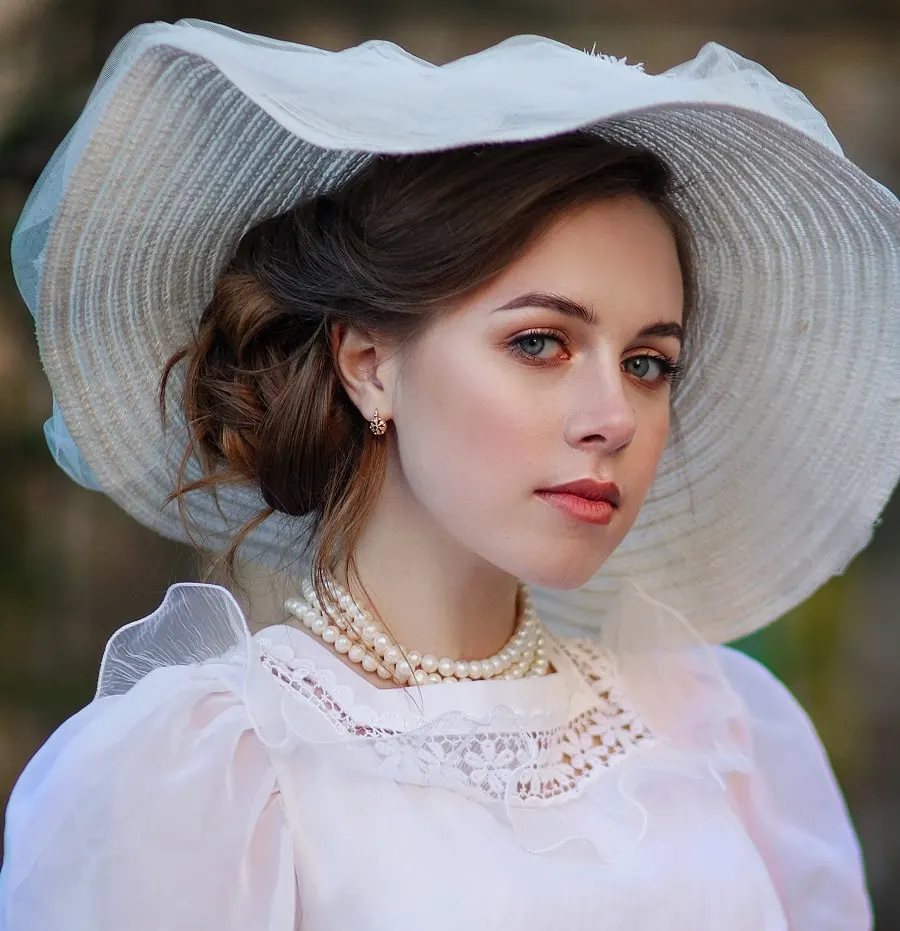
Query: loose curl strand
159 131 697 629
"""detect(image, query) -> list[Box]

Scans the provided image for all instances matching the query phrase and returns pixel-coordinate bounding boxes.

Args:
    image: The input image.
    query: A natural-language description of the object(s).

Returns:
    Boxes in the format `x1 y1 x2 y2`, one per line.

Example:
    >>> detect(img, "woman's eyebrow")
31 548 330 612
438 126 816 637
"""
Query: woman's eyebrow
491 291 684 344
636 321 684 344
492 291 598 325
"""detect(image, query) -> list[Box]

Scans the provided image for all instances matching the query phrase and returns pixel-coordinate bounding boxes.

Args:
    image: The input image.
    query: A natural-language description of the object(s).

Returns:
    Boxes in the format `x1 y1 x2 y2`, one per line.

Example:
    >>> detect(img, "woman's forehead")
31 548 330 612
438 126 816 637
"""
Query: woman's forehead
461 199 686 330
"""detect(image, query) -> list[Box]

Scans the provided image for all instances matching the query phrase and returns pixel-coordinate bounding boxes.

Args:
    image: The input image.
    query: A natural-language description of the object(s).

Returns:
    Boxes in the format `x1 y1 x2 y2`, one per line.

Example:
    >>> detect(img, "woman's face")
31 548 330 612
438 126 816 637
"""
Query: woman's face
385 194 685 590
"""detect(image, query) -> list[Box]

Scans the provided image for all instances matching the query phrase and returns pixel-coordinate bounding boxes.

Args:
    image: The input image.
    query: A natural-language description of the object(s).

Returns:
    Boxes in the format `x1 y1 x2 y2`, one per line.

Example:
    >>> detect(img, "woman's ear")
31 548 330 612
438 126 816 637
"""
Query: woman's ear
329 321 398 421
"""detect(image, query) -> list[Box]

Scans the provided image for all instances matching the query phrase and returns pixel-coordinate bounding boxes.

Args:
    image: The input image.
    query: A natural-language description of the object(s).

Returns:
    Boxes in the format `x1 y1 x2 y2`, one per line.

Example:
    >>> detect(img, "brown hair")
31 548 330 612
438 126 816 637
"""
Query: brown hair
160 131 696 626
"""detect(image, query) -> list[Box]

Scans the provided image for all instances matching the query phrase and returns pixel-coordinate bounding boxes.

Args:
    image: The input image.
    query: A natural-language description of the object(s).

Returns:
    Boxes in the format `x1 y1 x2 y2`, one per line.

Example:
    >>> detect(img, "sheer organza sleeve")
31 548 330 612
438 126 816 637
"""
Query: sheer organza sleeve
0 588 298 929
717 646 873 931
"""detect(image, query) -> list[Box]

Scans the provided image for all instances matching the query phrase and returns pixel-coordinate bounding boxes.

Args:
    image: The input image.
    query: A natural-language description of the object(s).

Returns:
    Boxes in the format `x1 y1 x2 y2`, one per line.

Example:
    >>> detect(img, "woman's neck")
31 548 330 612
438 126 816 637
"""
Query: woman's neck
328 483 521 663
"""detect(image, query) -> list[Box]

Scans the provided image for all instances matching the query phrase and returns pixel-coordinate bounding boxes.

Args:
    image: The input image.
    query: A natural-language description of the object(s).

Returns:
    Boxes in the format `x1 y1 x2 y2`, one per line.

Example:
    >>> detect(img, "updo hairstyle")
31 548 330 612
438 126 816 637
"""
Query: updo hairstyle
160 131 696 622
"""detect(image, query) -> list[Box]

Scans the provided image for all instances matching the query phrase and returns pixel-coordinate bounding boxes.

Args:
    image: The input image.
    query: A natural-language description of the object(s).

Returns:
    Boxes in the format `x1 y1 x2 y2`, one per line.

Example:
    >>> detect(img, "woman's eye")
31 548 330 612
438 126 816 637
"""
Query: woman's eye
509 330 566 362
508 334 681 384
623 354 676 384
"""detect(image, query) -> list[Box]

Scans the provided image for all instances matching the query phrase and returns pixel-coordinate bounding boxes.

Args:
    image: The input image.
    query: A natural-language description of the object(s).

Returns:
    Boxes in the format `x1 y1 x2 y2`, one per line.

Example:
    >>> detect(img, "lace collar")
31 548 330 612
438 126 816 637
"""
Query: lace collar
94 581 747 859
253 621 599 733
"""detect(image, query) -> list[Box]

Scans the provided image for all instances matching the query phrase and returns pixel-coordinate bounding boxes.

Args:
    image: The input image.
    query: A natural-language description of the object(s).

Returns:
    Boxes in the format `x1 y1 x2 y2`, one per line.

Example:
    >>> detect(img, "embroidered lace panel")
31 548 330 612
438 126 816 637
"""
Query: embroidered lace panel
256 634 656 807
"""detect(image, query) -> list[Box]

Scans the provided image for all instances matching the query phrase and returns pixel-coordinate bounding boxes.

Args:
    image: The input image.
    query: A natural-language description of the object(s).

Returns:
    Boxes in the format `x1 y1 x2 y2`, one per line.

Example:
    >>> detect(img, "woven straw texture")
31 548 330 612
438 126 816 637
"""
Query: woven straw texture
11 20 900 643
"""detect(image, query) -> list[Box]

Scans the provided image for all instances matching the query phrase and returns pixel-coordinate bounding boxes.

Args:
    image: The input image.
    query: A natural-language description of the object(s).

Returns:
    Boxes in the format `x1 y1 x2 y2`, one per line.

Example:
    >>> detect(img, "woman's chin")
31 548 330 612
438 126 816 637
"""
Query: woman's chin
518 551 613 592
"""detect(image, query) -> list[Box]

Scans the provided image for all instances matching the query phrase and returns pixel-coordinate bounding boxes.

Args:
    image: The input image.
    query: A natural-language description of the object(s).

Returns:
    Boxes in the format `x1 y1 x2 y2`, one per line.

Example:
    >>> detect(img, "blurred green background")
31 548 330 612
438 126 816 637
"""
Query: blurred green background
1 0 898 924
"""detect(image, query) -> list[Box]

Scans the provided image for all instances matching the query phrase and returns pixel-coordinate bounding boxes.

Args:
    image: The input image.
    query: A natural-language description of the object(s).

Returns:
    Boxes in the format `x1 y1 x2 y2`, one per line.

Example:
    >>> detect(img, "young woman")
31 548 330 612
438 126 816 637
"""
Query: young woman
2 19 898 931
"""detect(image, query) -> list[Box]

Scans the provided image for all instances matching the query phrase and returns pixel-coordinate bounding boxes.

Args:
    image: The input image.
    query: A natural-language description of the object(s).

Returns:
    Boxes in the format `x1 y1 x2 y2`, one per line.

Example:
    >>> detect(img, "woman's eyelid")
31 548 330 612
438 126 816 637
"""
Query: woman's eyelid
509 326 569 352
512 321 568 340
624 340 681 363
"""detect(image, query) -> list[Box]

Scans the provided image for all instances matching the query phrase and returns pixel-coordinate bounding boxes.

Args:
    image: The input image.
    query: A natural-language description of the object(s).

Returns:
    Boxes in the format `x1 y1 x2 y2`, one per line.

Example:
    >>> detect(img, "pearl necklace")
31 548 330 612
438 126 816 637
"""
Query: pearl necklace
284 574 551 686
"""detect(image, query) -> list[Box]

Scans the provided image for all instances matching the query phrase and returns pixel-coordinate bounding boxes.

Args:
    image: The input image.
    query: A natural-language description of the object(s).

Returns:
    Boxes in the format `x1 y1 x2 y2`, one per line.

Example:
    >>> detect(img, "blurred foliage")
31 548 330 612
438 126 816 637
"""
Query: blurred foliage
734 568 863 776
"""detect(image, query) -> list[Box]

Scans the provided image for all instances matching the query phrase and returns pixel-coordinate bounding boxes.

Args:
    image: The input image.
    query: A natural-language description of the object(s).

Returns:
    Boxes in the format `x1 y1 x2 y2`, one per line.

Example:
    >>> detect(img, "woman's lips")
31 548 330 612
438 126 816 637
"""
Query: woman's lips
536 491 616 525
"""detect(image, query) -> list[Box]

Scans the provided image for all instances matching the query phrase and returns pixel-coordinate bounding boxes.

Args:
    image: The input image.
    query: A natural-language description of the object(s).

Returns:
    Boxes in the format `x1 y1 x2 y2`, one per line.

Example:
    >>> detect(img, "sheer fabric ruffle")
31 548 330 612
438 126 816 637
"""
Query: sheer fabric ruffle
0 640 298 927
0 581 871 929
100 580 758 863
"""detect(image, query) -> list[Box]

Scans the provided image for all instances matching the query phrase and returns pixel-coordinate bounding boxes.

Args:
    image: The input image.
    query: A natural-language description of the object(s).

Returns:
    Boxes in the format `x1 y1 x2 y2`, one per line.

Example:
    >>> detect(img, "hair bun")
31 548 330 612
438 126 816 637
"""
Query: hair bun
171 262 362 519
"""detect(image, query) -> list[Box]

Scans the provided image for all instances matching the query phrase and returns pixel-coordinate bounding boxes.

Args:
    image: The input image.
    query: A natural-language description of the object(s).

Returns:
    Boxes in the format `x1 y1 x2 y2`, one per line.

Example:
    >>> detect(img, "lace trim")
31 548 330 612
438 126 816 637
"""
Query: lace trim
511 635 656 802
259 644 416 737
256 634 656 807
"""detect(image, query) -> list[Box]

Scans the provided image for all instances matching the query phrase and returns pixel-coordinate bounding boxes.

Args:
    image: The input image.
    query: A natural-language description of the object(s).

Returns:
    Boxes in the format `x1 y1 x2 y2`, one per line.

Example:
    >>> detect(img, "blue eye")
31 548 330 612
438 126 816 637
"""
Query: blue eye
623 354 681 385
509 329 567 364
508 331 682 385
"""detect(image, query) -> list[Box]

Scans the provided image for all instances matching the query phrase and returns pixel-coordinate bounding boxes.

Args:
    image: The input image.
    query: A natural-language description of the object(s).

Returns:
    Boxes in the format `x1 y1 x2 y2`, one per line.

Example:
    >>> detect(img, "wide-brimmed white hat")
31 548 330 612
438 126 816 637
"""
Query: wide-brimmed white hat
12 18 900 643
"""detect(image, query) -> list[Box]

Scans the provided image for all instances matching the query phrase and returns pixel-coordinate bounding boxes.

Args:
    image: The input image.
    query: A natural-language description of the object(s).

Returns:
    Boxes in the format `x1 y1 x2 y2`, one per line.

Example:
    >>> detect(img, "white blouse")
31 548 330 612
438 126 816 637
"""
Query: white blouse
0 582 872 929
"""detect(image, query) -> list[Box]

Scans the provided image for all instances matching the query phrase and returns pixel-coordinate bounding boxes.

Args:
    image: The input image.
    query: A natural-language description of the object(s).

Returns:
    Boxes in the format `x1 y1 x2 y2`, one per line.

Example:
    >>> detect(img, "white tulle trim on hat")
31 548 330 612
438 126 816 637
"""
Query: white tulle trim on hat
95 577 754 862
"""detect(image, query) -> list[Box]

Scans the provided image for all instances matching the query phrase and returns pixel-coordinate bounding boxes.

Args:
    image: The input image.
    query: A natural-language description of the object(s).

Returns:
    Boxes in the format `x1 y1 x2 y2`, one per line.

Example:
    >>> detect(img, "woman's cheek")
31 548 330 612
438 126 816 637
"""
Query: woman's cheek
632 411 672 503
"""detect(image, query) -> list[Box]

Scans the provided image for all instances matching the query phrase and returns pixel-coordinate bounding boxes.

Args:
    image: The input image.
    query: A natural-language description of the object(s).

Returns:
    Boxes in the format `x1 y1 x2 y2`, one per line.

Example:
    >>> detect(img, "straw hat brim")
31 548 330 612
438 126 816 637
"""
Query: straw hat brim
12 20 900 642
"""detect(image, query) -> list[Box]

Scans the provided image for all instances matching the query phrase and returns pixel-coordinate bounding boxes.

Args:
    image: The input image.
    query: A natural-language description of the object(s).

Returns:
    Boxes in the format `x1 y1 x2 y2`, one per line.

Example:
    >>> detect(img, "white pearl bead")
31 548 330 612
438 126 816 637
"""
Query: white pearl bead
334 635 352 654
285 576 551 687
373 635 390 656
348 644 366 664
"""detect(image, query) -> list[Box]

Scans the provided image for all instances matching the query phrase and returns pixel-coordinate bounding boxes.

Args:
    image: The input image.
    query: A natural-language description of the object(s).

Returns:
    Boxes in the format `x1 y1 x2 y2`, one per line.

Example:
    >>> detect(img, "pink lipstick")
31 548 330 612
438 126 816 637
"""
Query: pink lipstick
536 478 620 526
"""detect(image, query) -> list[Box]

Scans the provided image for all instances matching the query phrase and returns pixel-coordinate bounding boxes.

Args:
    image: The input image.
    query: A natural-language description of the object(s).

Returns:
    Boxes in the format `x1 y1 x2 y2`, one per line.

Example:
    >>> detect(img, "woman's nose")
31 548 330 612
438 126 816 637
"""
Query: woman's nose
563 371 637 454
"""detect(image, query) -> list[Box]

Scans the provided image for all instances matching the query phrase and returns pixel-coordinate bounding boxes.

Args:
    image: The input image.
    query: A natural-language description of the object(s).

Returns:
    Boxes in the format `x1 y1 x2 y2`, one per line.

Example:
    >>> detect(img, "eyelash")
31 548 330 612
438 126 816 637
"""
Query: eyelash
507 328 684 386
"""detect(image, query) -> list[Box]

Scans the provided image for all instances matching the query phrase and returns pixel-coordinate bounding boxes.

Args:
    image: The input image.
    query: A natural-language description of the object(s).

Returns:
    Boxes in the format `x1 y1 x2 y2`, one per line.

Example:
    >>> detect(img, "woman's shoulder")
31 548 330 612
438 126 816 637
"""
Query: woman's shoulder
3 582 276 851
0 582 300 926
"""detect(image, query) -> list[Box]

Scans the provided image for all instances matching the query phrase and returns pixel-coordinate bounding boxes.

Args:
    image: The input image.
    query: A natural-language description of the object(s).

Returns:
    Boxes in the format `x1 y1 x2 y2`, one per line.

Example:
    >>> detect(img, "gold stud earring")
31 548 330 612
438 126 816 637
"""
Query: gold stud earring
368 409 388 436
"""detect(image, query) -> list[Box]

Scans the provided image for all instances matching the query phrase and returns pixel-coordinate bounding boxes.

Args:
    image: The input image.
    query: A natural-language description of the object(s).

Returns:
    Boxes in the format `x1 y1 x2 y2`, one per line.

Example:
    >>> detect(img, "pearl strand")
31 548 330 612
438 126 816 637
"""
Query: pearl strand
283 574 551 686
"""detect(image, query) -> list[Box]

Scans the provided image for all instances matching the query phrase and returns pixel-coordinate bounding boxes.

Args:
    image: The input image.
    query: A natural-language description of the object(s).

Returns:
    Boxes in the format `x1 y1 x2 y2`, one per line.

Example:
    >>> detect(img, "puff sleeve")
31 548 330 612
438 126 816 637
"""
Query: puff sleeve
0 657 298 928
717 646 873 931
